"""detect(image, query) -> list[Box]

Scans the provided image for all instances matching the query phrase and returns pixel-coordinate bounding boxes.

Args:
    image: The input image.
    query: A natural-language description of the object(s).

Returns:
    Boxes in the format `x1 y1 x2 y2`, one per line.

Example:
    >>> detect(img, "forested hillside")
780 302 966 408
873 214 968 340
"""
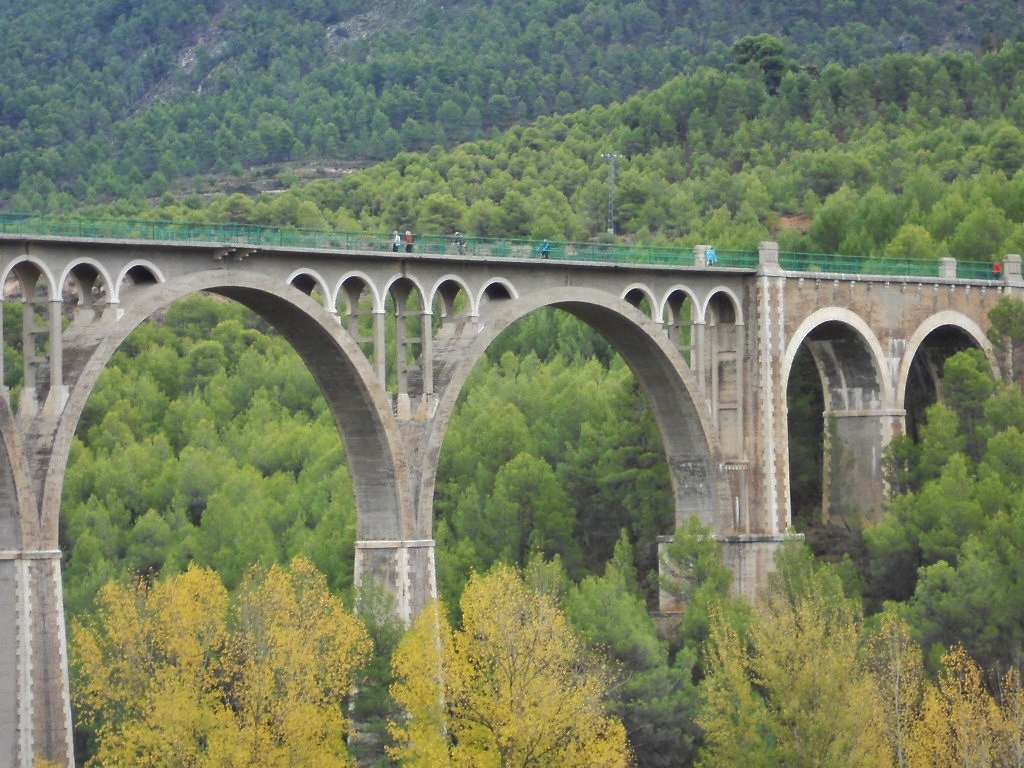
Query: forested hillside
8 1 1024 764
1 0 1022 210
105 43 1024 266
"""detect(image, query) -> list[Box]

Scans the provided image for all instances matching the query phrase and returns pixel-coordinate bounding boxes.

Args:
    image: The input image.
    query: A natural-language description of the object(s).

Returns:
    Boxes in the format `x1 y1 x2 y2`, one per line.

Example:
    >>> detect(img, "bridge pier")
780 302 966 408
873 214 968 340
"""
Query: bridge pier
753 242 792 536
0 550 73 768
718 533 795 601
824 408 903 522
354 539 436 623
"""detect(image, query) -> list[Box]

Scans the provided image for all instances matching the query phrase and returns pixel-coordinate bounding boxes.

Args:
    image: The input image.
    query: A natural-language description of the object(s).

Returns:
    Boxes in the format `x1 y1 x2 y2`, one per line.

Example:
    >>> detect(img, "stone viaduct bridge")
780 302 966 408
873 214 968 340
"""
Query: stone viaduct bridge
0 219 1019 766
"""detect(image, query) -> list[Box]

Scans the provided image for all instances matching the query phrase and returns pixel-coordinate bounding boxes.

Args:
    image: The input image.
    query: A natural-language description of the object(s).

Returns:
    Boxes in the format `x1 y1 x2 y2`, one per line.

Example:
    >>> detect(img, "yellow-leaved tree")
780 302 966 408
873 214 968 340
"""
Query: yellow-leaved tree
906 644 1008 768
697 546 892 767
699 558 1024 768
72 557 371 767
863 612 925 768
388 563 631 768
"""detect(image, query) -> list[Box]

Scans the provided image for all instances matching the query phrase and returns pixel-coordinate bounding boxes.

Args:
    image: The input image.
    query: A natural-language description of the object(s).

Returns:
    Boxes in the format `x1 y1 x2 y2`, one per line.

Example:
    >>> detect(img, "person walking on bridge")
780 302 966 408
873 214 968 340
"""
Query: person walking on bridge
539 238 551 259
405 230 414 253
706 246 717 266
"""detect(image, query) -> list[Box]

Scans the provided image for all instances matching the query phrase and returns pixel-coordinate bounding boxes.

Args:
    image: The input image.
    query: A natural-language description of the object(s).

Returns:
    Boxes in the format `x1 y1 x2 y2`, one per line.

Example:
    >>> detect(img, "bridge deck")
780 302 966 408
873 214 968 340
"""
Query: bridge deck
0 212 1002 281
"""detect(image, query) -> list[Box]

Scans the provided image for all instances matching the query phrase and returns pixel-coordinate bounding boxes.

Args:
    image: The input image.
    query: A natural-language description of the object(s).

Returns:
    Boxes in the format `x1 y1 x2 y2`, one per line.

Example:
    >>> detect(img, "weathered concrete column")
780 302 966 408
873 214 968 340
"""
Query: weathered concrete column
706 241 794 602
43 298 69 417
393 298 409 399
354 539 436 623
752 241 788 534
419 308 434 396
373 308 387 388
823 408 903 522
693 319 707 398
18 289 40 421
0 550 74 768
718 533 793 600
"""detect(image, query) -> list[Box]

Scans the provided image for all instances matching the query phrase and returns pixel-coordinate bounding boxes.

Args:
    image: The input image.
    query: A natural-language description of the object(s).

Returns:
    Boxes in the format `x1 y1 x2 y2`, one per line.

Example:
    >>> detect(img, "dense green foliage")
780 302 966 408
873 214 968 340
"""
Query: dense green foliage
867 344 1024 673
60 297 360 617
3 0 1023 212
435 308 672 606
567 536 704 767
58 294 677 763
59 298 674 622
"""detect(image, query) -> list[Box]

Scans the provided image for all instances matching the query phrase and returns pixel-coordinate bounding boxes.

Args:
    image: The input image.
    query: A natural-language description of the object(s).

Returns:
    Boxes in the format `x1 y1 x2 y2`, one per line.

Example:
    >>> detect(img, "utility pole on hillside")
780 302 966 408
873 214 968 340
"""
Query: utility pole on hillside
601 152 621 235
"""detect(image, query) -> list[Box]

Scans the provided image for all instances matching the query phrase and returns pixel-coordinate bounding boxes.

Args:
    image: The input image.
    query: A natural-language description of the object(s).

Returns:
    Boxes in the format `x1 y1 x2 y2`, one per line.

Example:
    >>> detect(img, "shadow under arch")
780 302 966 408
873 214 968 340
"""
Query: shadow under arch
897 310 996 440
38 270 410 549
782 308 892 401
699 285 745 324
414 284 727 546
781 307 892 524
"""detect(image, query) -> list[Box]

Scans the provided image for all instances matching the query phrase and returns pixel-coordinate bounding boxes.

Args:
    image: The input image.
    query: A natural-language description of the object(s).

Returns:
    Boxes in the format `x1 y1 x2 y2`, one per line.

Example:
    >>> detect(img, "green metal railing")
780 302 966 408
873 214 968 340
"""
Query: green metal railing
779 251 940 277
777 250 997 280
0 212 1001 280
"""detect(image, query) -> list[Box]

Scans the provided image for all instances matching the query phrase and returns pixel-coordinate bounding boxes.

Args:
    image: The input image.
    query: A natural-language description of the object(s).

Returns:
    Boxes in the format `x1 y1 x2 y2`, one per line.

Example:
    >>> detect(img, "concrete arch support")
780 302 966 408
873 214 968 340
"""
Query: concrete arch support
0 549 73 768
896 310 996 412
412 285 729 549
35 269 425 636
784 308 896 521
354 539 436 625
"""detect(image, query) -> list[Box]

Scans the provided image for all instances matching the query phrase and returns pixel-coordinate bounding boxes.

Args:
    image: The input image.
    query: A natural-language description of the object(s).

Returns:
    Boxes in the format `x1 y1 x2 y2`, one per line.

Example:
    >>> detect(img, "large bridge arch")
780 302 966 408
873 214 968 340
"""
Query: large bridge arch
896 310 996 440
40 270 409 547
783 307 894 522
413 284 728 557
783 308 893 402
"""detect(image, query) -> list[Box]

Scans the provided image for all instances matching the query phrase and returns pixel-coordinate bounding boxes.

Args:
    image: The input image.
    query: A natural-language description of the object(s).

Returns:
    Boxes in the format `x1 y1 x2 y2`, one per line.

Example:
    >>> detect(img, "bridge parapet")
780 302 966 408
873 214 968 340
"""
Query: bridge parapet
1004 253 1022 284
